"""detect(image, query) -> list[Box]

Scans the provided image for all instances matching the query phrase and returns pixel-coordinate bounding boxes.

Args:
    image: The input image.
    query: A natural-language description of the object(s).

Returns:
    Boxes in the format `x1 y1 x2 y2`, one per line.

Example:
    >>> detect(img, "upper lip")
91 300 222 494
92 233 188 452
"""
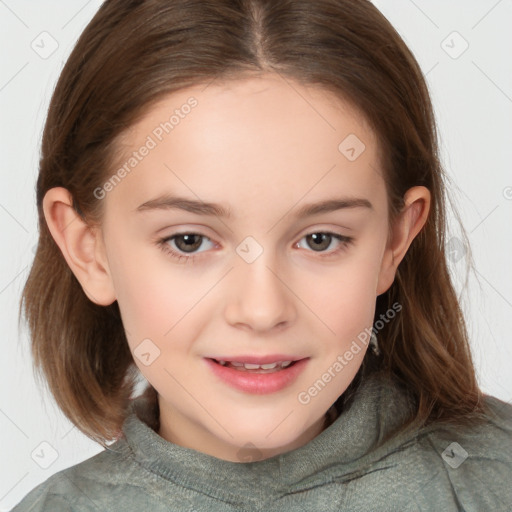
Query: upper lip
207 355 307 364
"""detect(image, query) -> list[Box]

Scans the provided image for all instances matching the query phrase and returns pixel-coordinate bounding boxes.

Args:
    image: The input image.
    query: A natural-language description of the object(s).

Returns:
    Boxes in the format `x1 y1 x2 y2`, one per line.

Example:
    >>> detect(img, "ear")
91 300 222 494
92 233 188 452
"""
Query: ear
42 187 116 305
376 186 431 296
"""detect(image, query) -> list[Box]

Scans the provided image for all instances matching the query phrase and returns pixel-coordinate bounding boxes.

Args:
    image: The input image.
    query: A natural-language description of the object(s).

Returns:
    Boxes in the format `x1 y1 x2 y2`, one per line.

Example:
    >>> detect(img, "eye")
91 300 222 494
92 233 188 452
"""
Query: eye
157 233 215 264
295 232 354 257
156 230 354 264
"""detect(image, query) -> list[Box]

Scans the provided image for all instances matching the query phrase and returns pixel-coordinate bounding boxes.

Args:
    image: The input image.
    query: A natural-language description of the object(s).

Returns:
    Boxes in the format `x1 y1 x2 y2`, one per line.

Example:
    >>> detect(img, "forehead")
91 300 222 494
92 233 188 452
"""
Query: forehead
107 73 384 215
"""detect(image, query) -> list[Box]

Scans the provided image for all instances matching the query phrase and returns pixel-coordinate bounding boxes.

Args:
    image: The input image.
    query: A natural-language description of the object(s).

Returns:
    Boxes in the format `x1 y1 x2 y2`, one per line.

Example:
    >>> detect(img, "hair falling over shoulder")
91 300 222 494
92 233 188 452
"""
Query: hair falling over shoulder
20 0 488 447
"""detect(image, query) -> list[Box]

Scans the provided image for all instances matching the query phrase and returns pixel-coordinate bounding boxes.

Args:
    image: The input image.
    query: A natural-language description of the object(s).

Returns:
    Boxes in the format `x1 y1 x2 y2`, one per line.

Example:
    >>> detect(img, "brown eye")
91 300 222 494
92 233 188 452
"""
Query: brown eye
305 233 333 252
157 232 217 264
172 234 204 253
296 231 354 257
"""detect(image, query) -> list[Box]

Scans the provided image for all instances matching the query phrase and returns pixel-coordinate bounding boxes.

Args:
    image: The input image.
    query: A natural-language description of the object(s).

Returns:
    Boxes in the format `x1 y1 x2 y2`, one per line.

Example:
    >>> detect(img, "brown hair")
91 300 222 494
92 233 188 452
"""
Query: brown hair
20 0 489 448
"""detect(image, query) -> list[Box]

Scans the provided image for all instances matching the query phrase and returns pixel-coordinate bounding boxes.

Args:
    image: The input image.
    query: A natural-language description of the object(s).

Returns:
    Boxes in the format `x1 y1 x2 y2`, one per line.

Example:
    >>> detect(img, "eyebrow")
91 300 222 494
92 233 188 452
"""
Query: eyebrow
135 194 373 218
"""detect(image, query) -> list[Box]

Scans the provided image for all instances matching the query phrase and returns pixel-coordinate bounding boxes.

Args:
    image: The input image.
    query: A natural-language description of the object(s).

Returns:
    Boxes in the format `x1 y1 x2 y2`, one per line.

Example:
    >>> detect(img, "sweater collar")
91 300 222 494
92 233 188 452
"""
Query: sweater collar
119 372 417 503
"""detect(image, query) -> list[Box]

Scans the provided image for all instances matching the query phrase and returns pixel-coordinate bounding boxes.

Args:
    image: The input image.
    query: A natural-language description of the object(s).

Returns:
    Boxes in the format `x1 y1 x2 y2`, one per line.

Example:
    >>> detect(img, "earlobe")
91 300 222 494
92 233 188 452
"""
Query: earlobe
376 186 431 296
42 187 116 306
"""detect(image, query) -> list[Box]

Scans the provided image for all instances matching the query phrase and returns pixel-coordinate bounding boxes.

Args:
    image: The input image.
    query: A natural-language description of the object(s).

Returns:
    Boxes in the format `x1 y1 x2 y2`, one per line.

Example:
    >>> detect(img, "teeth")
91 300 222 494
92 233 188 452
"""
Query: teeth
245 362 269 370
216 360 293 369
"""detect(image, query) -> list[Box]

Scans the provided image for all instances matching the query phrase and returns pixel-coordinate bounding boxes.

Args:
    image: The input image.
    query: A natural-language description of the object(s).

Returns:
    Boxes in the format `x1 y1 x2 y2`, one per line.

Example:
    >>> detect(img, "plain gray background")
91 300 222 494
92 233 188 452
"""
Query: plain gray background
1 0 511 509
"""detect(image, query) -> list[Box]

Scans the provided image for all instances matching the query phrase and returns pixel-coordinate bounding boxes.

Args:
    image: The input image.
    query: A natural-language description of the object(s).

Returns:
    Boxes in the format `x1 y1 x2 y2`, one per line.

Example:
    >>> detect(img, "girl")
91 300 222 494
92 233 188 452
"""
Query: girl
13 0 512 510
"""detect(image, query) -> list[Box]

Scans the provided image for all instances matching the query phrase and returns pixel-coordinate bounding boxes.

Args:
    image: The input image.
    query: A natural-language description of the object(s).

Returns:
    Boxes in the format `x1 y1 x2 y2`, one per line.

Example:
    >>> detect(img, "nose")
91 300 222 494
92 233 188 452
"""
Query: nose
224 254 296 333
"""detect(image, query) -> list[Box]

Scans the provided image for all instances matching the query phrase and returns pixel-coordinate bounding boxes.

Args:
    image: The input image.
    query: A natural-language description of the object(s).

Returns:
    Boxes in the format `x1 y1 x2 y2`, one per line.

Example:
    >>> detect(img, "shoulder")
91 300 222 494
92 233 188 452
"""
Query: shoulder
10 439 150 511
409 394 512 510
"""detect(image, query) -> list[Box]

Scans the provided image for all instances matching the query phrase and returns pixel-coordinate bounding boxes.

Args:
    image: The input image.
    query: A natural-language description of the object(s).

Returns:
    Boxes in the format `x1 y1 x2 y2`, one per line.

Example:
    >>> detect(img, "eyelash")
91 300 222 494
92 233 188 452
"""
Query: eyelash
156 231 354 264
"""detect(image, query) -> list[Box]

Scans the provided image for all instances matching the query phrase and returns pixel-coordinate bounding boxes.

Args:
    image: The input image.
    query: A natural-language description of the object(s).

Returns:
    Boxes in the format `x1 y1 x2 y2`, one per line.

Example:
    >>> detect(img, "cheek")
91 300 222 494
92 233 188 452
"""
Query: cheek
303 255 381 361
105 233 184 340
322 285 376 352
309 257 380 320
109 248 217 369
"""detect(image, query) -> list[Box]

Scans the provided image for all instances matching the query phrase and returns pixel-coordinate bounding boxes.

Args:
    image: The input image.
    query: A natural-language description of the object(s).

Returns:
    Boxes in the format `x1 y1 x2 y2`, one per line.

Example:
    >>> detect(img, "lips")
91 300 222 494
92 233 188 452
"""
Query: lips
204 357 309 394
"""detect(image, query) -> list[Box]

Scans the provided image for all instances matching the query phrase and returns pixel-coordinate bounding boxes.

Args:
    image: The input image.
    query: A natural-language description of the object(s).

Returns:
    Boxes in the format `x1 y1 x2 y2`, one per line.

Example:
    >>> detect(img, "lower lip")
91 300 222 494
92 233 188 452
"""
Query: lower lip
204 358 309 395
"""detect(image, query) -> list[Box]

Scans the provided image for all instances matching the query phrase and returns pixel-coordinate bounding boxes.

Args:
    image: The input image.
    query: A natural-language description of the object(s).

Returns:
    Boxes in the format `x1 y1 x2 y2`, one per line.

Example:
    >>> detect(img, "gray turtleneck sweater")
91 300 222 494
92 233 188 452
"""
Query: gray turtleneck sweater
11 373 512 511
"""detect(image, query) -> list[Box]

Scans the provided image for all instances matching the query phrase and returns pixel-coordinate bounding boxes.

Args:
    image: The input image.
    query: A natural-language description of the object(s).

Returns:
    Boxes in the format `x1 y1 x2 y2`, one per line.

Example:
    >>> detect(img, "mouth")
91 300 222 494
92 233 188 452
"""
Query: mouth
204 356 309 394
209 358 301 373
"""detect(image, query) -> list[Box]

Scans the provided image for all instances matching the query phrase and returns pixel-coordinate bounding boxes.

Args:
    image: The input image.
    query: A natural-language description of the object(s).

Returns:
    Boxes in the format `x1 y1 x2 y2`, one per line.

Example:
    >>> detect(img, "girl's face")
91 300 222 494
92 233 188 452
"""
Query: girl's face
98 73 401 461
